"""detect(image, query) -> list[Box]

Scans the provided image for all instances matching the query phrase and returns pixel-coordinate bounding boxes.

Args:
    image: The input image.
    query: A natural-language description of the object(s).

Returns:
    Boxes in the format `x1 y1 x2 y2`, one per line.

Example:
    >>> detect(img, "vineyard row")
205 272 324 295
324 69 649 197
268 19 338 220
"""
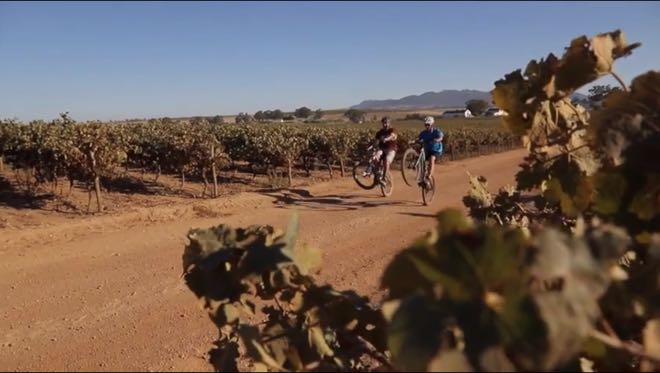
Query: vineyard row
0 118 520 210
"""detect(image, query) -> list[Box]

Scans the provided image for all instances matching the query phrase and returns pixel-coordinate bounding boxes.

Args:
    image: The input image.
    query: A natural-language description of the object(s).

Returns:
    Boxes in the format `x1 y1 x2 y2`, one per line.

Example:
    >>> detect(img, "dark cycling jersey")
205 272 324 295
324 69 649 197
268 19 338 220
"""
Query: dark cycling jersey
375 128 398 151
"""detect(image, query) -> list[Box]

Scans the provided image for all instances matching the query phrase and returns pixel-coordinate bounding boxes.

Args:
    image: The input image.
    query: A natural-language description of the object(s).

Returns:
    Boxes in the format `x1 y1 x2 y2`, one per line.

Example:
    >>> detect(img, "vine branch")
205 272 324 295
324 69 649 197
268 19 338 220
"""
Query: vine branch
589 329 660 366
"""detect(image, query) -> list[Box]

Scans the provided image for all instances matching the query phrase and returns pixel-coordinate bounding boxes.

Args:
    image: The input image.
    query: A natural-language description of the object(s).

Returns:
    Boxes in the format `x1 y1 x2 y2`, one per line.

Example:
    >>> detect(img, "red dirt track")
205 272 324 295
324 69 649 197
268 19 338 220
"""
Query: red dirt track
0 149 526 371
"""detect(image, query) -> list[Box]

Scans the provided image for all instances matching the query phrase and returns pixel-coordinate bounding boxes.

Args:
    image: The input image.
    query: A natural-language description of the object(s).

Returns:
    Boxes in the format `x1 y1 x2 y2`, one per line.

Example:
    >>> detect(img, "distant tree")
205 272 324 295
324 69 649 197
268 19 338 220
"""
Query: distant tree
294 106 312 119
161 117 174 125
404 113 425 121
58 112 75 125
190 116 206 125
312 109 323 120
343 109 366 124
254 109 286 121
235 112 253 124
588 84 621 104
210 115 224 125
465 99 489 116
283 115 295 121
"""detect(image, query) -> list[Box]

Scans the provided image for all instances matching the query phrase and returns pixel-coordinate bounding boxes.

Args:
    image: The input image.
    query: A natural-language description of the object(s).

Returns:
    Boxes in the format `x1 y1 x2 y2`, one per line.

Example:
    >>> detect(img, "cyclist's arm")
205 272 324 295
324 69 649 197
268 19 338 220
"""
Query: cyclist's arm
384 132 398 142
410 136 423 145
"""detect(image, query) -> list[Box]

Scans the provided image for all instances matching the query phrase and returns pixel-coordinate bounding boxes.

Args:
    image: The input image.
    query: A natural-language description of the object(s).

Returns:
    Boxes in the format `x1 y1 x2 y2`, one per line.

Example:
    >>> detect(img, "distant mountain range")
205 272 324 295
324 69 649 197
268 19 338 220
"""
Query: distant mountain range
351 89 589 110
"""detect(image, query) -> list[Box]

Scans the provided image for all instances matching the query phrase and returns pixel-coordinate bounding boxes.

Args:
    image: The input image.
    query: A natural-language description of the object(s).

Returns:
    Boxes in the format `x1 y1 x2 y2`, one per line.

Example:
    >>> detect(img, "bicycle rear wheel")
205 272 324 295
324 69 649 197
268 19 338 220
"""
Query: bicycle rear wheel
380 171 393 197
352 160 377 190
421 175 436 206
401 148 419 187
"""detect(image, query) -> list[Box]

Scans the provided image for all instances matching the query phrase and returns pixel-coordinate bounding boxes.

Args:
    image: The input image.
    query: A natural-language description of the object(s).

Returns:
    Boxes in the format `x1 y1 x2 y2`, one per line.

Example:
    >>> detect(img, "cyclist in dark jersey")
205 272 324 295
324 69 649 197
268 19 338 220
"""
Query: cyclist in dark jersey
373 117 398 181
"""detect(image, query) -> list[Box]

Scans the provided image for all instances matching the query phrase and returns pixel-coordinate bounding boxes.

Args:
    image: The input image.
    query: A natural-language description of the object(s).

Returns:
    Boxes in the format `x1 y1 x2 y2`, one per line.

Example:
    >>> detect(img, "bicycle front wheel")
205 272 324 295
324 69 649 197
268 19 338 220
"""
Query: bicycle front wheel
422 175 436 206
352 160 377 190
401 148 419 187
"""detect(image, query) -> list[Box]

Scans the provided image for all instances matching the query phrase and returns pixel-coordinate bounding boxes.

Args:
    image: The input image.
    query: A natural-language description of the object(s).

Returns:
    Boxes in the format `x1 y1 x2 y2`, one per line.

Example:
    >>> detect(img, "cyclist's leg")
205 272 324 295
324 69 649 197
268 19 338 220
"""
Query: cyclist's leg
372 149 383 164
369 150 383 172
383 150 395 177
363 150 382 176
427 154 437 180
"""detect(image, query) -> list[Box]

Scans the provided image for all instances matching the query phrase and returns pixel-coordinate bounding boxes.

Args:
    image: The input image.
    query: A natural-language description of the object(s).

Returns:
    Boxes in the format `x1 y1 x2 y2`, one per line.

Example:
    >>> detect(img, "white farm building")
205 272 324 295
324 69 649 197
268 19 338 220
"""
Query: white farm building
441 109 473 118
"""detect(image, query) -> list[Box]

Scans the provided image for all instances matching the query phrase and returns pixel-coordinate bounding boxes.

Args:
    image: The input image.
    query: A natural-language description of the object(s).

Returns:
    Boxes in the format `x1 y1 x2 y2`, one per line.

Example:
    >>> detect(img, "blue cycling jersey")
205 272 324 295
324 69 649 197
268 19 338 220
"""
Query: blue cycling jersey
419 128 444 154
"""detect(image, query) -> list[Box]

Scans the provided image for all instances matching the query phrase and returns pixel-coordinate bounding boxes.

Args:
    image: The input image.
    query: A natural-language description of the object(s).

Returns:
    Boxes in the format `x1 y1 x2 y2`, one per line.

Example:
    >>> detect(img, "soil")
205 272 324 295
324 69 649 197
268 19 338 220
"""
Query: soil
0 149 526 371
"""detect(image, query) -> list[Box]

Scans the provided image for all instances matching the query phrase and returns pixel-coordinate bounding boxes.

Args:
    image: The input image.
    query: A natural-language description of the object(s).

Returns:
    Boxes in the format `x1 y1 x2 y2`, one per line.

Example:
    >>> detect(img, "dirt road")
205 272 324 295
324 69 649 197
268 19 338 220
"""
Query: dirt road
0 149 526 371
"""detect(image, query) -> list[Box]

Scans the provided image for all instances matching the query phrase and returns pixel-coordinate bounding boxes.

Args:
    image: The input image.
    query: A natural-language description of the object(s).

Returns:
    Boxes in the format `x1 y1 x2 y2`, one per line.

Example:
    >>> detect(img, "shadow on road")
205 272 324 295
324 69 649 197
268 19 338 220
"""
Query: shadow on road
100 175 161 195
397 211 437 218
0 176 52 209
256 188 418 211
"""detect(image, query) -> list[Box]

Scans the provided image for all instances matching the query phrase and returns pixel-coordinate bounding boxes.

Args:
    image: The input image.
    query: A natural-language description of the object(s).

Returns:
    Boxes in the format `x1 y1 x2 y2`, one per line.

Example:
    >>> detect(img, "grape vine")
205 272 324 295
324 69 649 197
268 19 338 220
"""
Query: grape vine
182 29 659 372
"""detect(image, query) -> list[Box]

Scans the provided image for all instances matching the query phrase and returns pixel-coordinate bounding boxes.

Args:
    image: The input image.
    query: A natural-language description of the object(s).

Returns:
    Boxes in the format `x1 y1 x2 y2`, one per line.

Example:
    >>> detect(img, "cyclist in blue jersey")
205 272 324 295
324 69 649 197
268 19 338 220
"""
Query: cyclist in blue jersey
417 116 443 186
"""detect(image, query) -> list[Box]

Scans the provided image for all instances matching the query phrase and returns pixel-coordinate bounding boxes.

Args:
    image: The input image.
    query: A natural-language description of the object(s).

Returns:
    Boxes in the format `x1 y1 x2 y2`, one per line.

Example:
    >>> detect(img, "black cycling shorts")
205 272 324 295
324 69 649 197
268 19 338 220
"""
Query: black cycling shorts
425 149 442 158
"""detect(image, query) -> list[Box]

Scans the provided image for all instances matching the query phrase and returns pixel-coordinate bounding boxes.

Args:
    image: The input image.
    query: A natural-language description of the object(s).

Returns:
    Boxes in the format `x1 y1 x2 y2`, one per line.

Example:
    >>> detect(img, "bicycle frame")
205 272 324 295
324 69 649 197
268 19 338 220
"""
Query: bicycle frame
366 146 386 176
414 148 426 184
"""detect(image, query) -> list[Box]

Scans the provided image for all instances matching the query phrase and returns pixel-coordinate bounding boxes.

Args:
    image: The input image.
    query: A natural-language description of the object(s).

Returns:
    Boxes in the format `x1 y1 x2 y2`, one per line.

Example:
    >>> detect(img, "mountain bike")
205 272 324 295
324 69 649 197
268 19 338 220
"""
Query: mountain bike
401 142 435 205
352 145 393 197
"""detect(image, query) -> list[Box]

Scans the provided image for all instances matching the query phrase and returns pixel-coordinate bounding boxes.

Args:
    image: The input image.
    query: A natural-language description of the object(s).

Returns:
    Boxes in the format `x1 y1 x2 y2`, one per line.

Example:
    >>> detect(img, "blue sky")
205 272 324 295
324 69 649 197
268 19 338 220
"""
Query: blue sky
1 1 658 121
